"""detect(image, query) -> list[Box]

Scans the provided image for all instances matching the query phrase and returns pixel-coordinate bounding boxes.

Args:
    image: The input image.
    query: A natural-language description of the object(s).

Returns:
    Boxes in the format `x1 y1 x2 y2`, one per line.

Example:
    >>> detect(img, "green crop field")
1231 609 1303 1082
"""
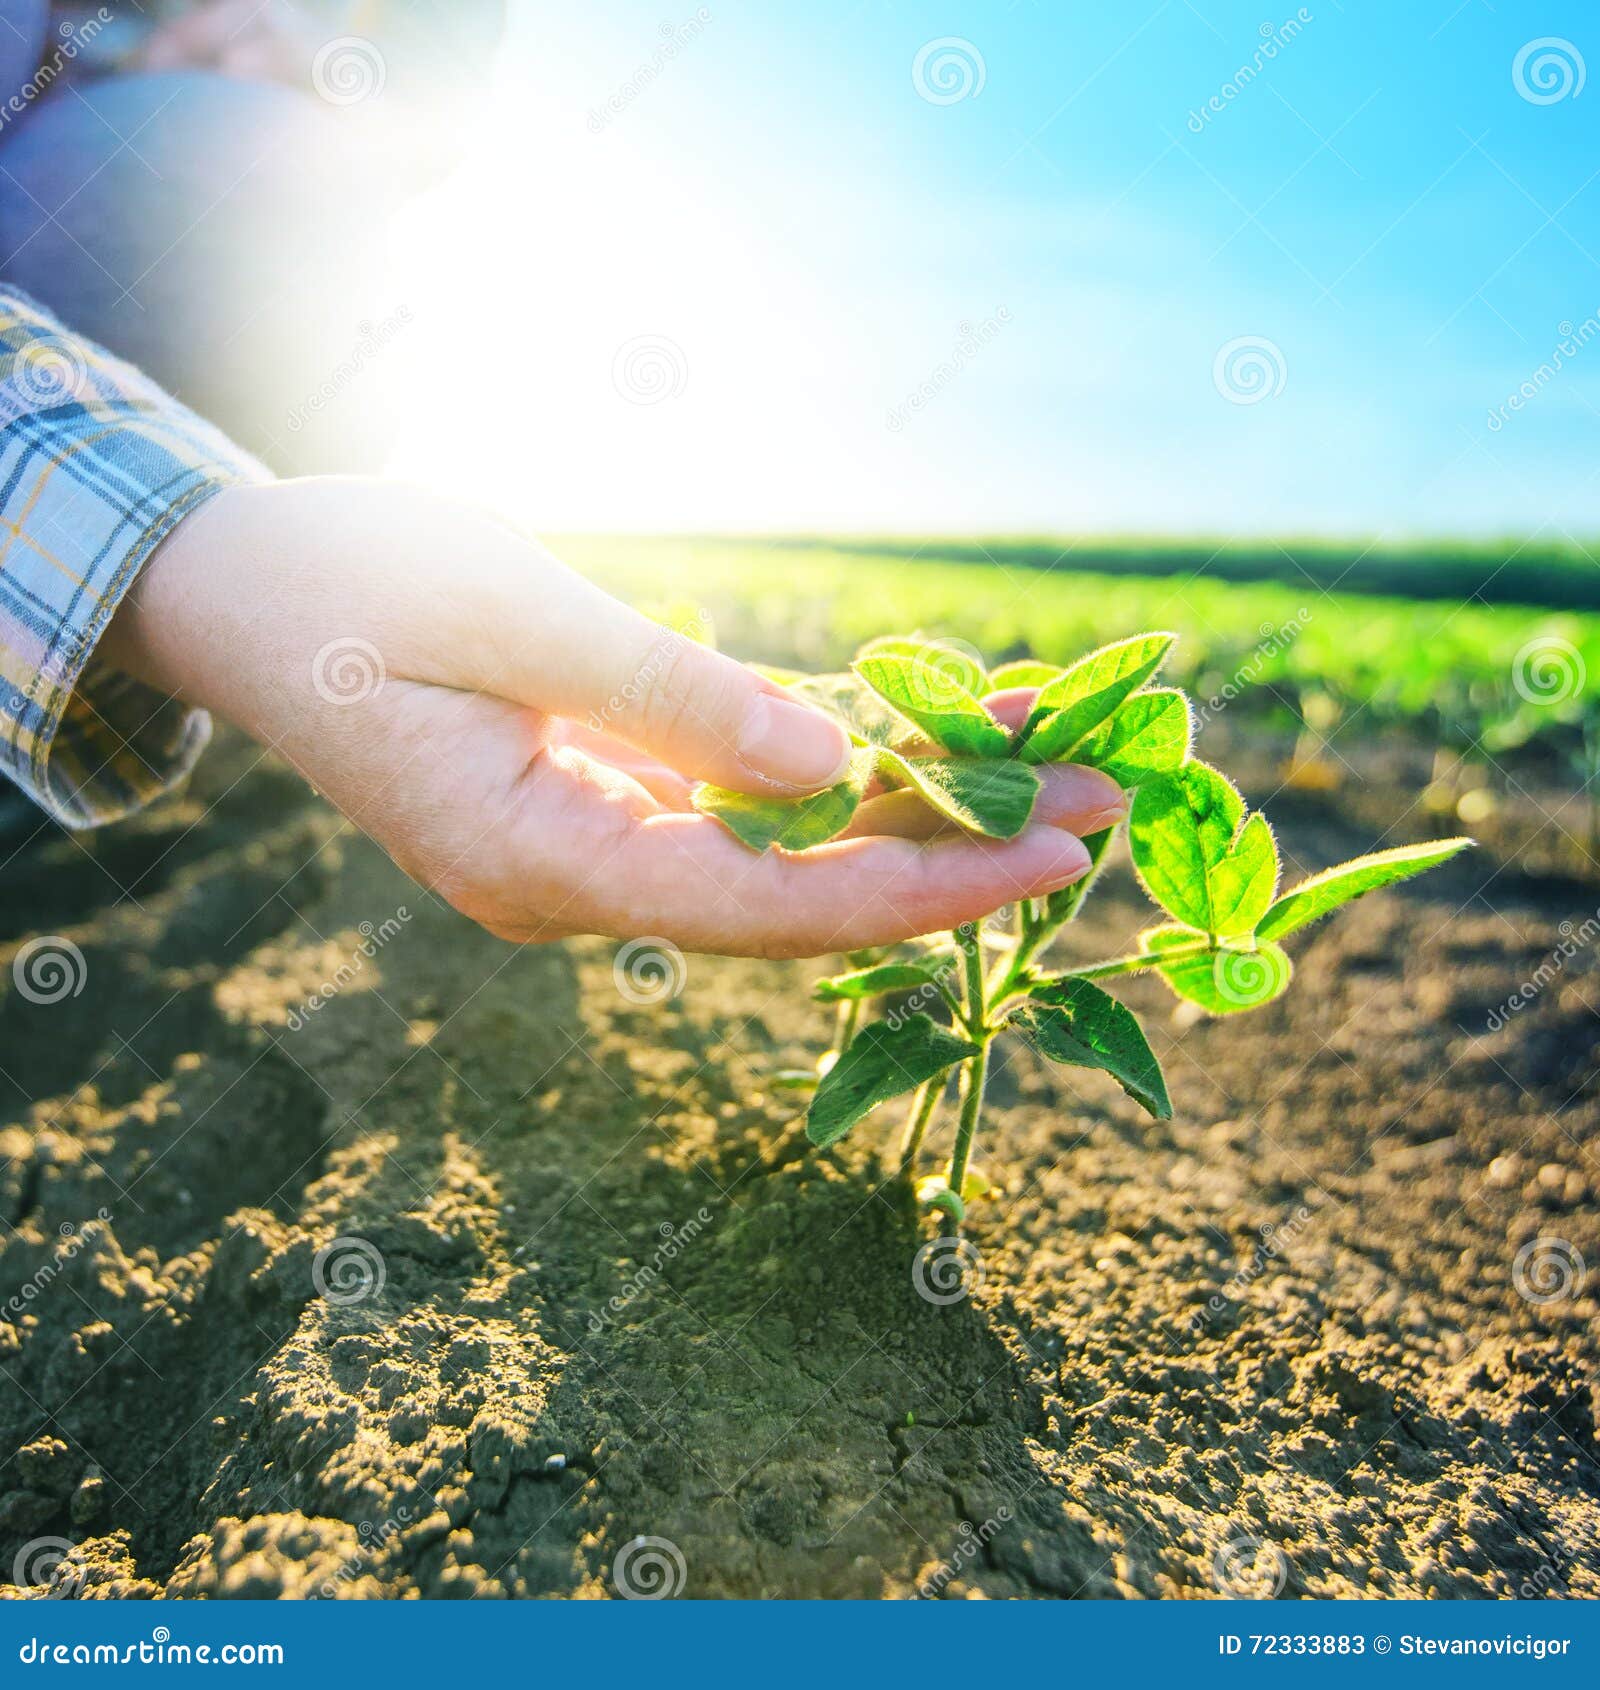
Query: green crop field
694 535 1600 611
559 536 1599 765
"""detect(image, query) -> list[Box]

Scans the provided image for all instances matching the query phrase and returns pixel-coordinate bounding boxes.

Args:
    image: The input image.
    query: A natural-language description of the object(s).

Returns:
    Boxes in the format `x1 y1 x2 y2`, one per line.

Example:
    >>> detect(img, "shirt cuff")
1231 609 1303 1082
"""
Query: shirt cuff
0 288 269 828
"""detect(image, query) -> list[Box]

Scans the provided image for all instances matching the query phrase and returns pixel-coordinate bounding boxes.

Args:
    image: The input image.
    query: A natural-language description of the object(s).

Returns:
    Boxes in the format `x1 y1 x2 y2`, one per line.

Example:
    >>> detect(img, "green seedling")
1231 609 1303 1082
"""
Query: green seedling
694 634 1472 1231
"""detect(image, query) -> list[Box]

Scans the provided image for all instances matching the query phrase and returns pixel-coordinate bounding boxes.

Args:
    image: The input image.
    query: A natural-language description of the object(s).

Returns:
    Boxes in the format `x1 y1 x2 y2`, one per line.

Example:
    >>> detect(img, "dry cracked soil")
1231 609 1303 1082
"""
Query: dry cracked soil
0 729 1596 1600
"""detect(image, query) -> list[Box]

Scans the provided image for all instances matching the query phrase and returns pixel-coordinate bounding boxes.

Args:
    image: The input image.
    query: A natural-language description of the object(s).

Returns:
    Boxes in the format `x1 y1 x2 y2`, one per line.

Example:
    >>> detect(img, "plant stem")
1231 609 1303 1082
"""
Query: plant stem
1067 941 1211 980
956 922 987 1035
898 1074 945 1176
831 997 861 1056
988 825 1120 1001
945 1041 990 1223
1018 900 1040 945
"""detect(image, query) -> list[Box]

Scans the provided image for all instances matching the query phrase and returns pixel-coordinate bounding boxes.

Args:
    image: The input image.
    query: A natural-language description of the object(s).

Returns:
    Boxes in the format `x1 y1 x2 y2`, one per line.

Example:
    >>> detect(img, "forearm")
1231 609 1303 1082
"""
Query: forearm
102 477 605 755
102 478 490 726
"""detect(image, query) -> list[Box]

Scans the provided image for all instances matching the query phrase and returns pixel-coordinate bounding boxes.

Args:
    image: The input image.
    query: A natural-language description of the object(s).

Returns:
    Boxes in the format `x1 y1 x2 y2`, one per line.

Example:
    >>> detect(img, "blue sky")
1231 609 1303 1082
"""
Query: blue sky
388 0 1599 538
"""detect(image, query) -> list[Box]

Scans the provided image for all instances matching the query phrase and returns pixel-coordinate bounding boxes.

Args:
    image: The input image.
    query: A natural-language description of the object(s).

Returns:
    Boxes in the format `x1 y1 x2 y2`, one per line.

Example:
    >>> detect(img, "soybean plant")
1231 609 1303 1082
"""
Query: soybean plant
695 635 1470 1227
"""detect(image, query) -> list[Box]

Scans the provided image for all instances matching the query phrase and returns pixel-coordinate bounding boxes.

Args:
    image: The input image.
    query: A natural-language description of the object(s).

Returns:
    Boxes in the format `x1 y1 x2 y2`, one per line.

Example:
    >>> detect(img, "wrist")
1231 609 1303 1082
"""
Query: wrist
96 475 546 746
98 481 267 716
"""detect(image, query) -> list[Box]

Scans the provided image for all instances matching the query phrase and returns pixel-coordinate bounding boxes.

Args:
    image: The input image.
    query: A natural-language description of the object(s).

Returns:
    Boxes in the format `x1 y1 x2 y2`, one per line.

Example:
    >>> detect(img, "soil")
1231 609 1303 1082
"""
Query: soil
0 729 1596 1601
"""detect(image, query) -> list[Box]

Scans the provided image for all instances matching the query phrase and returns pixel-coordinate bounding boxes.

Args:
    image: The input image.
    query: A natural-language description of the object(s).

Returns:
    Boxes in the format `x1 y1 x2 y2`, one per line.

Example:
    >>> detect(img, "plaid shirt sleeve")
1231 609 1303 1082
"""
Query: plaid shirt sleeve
0 288 269 828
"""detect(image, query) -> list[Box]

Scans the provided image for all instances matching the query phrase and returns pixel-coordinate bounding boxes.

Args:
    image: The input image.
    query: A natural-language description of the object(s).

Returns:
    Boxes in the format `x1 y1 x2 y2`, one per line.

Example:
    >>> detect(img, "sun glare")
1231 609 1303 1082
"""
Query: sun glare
381 57 888 535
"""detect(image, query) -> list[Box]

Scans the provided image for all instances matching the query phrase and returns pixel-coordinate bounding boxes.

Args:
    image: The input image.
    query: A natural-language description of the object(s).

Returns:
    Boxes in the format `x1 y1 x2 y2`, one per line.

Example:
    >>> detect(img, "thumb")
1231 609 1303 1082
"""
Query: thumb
491 564 853 796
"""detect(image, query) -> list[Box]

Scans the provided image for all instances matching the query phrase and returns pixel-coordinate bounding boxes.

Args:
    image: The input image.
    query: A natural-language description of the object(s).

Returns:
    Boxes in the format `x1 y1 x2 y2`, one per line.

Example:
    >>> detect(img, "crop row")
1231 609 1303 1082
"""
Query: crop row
563 537 1598 766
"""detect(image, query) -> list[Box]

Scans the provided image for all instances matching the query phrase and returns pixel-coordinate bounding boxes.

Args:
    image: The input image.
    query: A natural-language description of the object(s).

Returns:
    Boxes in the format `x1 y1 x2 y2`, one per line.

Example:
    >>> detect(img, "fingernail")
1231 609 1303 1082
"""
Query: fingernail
1073 804 1129 835
1034 836 1092 891
737 696 852 791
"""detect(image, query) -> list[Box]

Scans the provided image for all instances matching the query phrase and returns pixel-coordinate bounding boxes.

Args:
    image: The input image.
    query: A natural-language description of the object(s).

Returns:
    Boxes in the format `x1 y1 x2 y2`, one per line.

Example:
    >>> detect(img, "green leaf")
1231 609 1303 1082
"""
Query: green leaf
1128 763 1276 937
812 950 958 1002
853 653 1010 758
693 748 876 852
856 636 987 698
1018 632 1175 763
1209 811 1279 936
1128 763 1241 932
1138 925 1292 1015
881 752 1040 839
1072 689 1192 784
785 671 911 748
805 1015 981 1148
988 659 1062 690
1257 838 1474 941
1010 977 1171 1119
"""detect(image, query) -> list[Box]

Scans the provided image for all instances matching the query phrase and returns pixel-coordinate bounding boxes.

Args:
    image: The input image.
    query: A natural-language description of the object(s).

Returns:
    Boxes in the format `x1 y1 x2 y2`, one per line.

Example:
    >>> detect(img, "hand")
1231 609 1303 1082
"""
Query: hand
134 0 314 85
101 479 1125 957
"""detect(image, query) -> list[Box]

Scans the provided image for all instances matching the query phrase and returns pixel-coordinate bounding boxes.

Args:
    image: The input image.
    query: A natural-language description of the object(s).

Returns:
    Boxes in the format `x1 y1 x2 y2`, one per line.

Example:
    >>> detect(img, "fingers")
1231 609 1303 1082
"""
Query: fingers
475 558 851 798
479 749 1095 956
551 719 695 808
599 818 1095 956
844 762 1126 842
135 0 265 69
981 687 1040 732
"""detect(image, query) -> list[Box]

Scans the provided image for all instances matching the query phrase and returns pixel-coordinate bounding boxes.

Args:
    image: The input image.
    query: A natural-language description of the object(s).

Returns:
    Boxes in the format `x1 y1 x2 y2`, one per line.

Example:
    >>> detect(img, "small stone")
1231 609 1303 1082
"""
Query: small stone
543 1453 566 1473
17 1436 71 1496
71 1470 106 1526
